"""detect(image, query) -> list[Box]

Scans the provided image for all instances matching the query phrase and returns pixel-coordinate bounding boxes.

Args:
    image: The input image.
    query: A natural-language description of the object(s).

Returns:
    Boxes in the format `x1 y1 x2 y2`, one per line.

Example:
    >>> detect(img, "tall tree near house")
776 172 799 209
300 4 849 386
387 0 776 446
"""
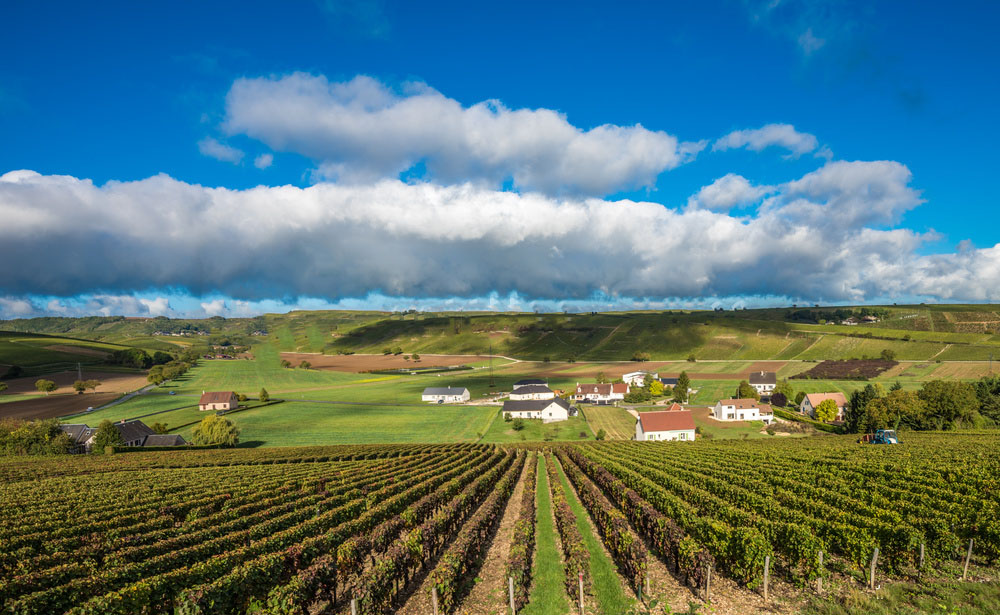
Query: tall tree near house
917 380 981 429
596 371 608 384
813 398 839 422
191 415 241 447
773 379 794 400
35 379 57 395
736 380 760 400
674 371 690 402
91 420 124 452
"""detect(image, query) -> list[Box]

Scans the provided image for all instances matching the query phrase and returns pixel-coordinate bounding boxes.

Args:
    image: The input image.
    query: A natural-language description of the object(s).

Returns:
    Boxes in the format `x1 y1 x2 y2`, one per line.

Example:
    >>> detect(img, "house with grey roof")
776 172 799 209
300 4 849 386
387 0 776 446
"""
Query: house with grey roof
502 397 572 423
59 419 188 452
421 386 470 403
509 384 555 401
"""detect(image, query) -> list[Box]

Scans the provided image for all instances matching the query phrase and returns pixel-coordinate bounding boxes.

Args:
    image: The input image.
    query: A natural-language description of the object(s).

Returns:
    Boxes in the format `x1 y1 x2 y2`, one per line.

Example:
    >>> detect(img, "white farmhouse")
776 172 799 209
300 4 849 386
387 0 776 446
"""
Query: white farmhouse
711 398 774 424
573 382 628 405
800 392 848 421
622 371 659 387
748 371 777 395
509 384 555 401
421 387 470 403
502 398 572 423
635 410 696 441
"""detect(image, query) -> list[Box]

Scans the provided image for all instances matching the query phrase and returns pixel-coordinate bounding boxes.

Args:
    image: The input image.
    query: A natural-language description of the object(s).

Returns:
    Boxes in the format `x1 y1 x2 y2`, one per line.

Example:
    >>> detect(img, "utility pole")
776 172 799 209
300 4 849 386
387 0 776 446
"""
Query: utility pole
489 343 496 388
77 362 83 381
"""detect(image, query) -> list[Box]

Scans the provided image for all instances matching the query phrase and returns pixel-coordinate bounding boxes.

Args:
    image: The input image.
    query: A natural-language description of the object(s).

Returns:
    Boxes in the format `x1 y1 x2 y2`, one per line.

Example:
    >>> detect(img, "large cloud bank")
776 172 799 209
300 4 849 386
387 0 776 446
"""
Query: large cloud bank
2 163 997 306
222 74 704 195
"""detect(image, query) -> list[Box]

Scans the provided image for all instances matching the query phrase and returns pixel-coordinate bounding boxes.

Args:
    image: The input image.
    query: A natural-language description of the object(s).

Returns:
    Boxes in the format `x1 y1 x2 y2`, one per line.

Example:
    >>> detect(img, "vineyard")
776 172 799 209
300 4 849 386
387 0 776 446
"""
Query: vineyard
1 435 999 614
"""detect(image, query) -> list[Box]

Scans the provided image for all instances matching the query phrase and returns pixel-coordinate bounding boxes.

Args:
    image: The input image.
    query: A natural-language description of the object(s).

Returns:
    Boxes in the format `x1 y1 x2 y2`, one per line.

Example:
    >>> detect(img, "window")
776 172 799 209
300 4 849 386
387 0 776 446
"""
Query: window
727 413 735 420
679 433 687 440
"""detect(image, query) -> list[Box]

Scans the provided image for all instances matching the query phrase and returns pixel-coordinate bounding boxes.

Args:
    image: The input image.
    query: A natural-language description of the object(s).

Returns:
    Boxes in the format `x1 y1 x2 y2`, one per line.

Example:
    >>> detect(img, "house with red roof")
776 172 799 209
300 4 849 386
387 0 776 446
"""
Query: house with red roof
199 391 239 412
800 392 848 421
574 382 628 405
635 410 696 441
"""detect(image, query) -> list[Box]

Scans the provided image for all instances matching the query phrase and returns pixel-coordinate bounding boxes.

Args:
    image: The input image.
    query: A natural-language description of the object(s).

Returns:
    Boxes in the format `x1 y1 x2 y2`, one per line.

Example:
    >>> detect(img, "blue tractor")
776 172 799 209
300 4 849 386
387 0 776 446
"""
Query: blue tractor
860 429 900 445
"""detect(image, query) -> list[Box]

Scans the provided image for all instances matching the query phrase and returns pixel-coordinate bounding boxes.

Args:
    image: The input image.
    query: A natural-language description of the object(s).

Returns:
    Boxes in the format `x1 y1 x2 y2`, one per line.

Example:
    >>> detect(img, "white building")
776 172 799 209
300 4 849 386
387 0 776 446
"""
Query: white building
711 398 774 424
509 384 555 401
800 392 848 422
512 378 547 390
574 382 628 405
623 371 659 387
502 398 572 423
421 387 470 403
748 371 777 395
635 410 696 441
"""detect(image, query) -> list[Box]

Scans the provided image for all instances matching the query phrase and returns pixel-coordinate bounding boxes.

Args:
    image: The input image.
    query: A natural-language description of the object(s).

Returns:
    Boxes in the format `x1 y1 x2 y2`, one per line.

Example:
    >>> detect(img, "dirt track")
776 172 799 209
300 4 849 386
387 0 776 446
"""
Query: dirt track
0 393 121 420
2 371 149 396
279 352 492 372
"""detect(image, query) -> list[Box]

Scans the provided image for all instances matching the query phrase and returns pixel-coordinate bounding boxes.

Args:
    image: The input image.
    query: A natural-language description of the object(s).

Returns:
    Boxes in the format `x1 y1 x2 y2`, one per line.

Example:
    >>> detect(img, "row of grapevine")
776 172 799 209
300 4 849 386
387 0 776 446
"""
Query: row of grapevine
545 454 590 597
427 451 528 613
554 451 647 593
505 452 538 611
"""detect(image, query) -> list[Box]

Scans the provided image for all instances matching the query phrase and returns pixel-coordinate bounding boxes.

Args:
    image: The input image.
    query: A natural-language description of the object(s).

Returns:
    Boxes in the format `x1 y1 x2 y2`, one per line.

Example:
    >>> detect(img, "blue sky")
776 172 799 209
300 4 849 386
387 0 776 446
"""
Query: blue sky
2 1 999 318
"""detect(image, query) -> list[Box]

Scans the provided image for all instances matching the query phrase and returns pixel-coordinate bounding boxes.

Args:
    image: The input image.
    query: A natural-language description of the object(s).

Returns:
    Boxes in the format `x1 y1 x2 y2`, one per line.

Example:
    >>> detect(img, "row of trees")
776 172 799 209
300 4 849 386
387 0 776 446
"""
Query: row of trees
846 380 986 432
147 350 201 385
622 372 690 404
107 348 174 369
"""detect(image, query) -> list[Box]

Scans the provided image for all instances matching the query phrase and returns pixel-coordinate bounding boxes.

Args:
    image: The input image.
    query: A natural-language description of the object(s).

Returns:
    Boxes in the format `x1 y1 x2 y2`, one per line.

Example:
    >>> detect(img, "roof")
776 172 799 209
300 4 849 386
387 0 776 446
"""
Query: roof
638 410 696 433
748 371 777 385
142 434 188 447
577 383 612 395
199 391 237 405
514 378 546 386
612 383 629 394
664 402 684 411
511 385 553 395
503 398 571 412
717 398 762 409
115 420 155 444
60 424 94 444
659 377 679 385
624 370 657 377
804 392 848 407
757 404 773 415
422 387 469 396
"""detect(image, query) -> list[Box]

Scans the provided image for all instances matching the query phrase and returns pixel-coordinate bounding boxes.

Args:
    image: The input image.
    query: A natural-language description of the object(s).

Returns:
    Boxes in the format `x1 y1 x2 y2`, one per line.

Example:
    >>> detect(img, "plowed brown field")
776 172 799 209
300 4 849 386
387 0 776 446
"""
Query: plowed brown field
3 371 149 395
0 393 121 420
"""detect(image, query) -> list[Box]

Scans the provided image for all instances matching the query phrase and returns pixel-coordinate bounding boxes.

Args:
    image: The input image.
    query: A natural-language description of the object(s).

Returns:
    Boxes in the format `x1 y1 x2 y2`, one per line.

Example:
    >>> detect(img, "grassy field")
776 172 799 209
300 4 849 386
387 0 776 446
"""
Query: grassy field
172 401 496 447
581 406 635 439
481 411 594 443
521 457 569 615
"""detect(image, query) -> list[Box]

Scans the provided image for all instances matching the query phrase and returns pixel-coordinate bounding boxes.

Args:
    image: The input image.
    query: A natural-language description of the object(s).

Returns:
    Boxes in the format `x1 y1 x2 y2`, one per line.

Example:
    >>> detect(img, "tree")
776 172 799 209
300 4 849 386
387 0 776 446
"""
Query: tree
259 388 270 403
35 379 57 395
624 389 652 403
774 379 794 400
917 380 980 429
649 380 664 397
151 422 170 434
237 393 248 402
631 351 651 362
382 347 392 355
881 349 897 361
73 380 87 394
687 354 696 362
0 419 74 455
393 347 403 355
770 392 788 408
974 375 1000 423
511 418 526 432
0 382 7 395
596 428 607 441
280 359 292 368
503 412 512 422
674 371 690 402
298 360 311 369
814 398 839 422
596 371 608 384
794 391 806 406
736 380 760 401
890 380 903 392
91 420 124 452
191 415 240 447
412 353 420 362
846 383 886 433
84 379 100 393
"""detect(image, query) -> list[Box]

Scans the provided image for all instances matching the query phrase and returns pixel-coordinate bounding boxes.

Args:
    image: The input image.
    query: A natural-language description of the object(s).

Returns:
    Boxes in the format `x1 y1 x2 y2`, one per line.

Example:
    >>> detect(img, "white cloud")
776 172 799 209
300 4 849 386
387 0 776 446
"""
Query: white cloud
797 28 826 55
198 137 244 164
200 299 227 316
253 153 273 169
222 73 704 196
0 297 35 317
687 173 772 211
713 123 820 157
0 165 994 305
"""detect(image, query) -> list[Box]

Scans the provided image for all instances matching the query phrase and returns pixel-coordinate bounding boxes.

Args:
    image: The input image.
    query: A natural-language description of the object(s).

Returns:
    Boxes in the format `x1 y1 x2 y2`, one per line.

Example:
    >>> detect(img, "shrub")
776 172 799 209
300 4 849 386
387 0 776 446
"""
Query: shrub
191 415 240 447
595 428 607 441
512 418 526 431
687 354 697 362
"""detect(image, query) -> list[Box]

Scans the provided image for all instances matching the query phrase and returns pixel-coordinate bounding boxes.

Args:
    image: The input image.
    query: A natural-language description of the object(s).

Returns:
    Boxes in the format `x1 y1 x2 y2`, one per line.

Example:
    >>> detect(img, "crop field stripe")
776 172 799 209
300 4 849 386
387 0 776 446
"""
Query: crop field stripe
522 455 570 615
551 455 636 614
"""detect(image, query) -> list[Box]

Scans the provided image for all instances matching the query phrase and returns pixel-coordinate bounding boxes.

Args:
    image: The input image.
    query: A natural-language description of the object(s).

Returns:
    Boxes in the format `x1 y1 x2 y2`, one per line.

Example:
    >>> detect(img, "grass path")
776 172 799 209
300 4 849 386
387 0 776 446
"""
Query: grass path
522 456 570 615
553 457 636 614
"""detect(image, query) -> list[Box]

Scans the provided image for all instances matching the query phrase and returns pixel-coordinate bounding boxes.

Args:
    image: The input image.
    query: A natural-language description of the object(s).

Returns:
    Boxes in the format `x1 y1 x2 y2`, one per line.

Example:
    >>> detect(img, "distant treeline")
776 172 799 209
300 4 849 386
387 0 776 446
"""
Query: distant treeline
785 307 890 324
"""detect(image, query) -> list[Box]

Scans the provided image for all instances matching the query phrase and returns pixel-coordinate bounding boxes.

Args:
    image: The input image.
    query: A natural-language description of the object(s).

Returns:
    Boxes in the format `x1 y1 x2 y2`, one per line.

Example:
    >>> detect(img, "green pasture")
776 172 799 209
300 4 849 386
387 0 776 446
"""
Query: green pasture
172 401 496 447
480 411 594 443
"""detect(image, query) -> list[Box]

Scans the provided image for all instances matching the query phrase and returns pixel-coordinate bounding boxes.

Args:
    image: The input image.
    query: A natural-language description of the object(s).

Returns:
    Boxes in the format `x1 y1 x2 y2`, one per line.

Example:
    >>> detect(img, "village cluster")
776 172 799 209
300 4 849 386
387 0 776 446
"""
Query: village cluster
423 369 850 442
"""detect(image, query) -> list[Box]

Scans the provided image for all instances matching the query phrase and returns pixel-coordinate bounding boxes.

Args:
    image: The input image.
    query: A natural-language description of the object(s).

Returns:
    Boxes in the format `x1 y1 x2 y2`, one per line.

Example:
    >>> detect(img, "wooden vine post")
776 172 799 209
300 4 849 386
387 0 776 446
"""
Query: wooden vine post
817 551 824 593
963 539 974 581
579 571 585 615
705 563 713 602
763 555 770 602
919 542 925 571
350 598 358 615
509 576 516 614
869 548 879 590
432 586 440 615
